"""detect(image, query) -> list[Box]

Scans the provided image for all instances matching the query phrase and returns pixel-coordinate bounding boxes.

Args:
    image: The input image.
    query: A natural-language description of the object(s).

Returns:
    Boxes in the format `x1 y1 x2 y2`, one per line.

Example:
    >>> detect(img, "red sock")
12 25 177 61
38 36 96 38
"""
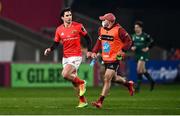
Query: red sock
79 96 86 103
73 77 84 85
98 95 105 104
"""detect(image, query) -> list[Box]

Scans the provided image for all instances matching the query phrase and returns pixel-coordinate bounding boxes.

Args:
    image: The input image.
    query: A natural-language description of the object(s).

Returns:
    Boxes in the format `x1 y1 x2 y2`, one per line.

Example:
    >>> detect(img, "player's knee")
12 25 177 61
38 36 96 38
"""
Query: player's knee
137 69 140 73
104 75 112 83
137 68 143 74
104 73 111 78
61 71 69 79
104 79 111 83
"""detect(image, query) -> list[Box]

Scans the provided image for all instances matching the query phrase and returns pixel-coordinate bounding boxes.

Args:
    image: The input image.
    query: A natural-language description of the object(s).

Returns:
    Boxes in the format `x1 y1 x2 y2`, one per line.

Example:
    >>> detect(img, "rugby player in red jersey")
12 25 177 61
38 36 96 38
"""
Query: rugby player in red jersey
44 8 92 108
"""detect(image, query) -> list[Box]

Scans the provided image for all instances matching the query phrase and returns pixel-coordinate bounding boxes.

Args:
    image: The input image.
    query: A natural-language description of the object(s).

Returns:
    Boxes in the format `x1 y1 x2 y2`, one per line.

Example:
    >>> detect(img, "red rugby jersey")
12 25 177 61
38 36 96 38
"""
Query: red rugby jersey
54 21 87 58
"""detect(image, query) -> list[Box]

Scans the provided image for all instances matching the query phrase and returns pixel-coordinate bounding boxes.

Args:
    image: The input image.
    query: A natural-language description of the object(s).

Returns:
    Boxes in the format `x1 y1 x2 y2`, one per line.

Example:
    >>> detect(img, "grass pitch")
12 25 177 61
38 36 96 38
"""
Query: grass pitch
0 84 180 115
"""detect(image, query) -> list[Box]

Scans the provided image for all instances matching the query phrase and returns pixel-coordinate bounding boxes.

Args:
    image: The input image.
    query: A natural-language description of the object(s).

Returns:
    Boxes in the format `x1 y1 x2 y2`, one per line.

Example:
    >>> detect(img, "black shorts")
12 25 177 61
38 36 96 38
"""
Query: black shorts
104 61 124 76
104 61 119 71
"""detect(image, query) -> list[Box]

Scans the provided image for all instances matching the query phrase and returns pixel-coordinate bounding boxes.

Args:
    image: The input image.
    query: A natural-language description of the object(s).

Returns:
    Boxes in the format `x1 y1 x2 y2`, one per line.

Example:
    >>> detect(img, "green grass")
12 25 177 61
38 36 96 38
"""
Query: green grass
0 84 180 115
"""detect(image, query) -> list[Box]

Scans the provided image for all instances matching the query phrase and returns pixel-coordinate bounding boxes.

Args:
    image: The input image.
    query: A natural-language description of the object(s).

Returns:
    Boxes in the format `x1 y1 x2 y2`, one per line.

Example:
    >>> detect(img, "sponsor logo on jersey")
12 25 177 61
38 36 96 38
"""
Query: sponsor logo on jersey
101 35 114 41
103 42 110 53
71 30 78 34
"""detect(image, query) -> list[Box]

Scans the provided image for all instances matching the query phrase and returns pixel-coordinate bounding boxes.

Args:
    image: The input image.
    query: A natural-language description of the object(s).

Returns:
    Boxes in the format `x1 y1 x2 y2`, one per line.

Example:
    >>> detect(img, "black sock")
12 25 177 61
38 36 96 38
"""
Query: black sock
144 72 154 83
144 72 155 91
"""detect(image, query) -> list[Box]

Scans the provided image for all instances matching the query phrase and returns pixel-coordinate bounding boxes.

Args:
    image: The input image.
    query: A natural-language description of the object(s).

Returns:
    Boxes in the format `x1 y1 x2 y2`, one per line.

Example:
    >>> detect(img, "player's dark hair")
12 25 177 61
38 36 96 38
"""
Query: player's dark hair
60 7 72 17
135 20 143 28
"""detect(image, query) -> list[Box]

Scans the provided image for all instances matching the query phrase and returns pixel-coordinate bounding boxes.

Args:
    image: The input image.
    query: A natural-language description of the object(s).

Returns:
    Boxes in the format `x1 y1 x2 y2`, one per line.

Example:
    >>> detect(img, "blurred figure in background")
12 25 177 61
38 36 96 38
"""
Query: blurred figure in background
131 21 155 92
44 7 92 108
91 13 134 108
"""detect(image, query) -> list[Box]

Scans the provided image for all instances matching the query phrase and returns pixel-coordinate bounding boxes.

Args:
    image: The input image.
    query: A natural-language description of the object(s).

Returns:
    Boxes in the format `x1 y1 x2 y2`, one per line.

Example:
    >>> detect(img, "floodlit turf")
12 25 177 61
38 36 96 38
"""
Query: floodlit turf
0 84 180 115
